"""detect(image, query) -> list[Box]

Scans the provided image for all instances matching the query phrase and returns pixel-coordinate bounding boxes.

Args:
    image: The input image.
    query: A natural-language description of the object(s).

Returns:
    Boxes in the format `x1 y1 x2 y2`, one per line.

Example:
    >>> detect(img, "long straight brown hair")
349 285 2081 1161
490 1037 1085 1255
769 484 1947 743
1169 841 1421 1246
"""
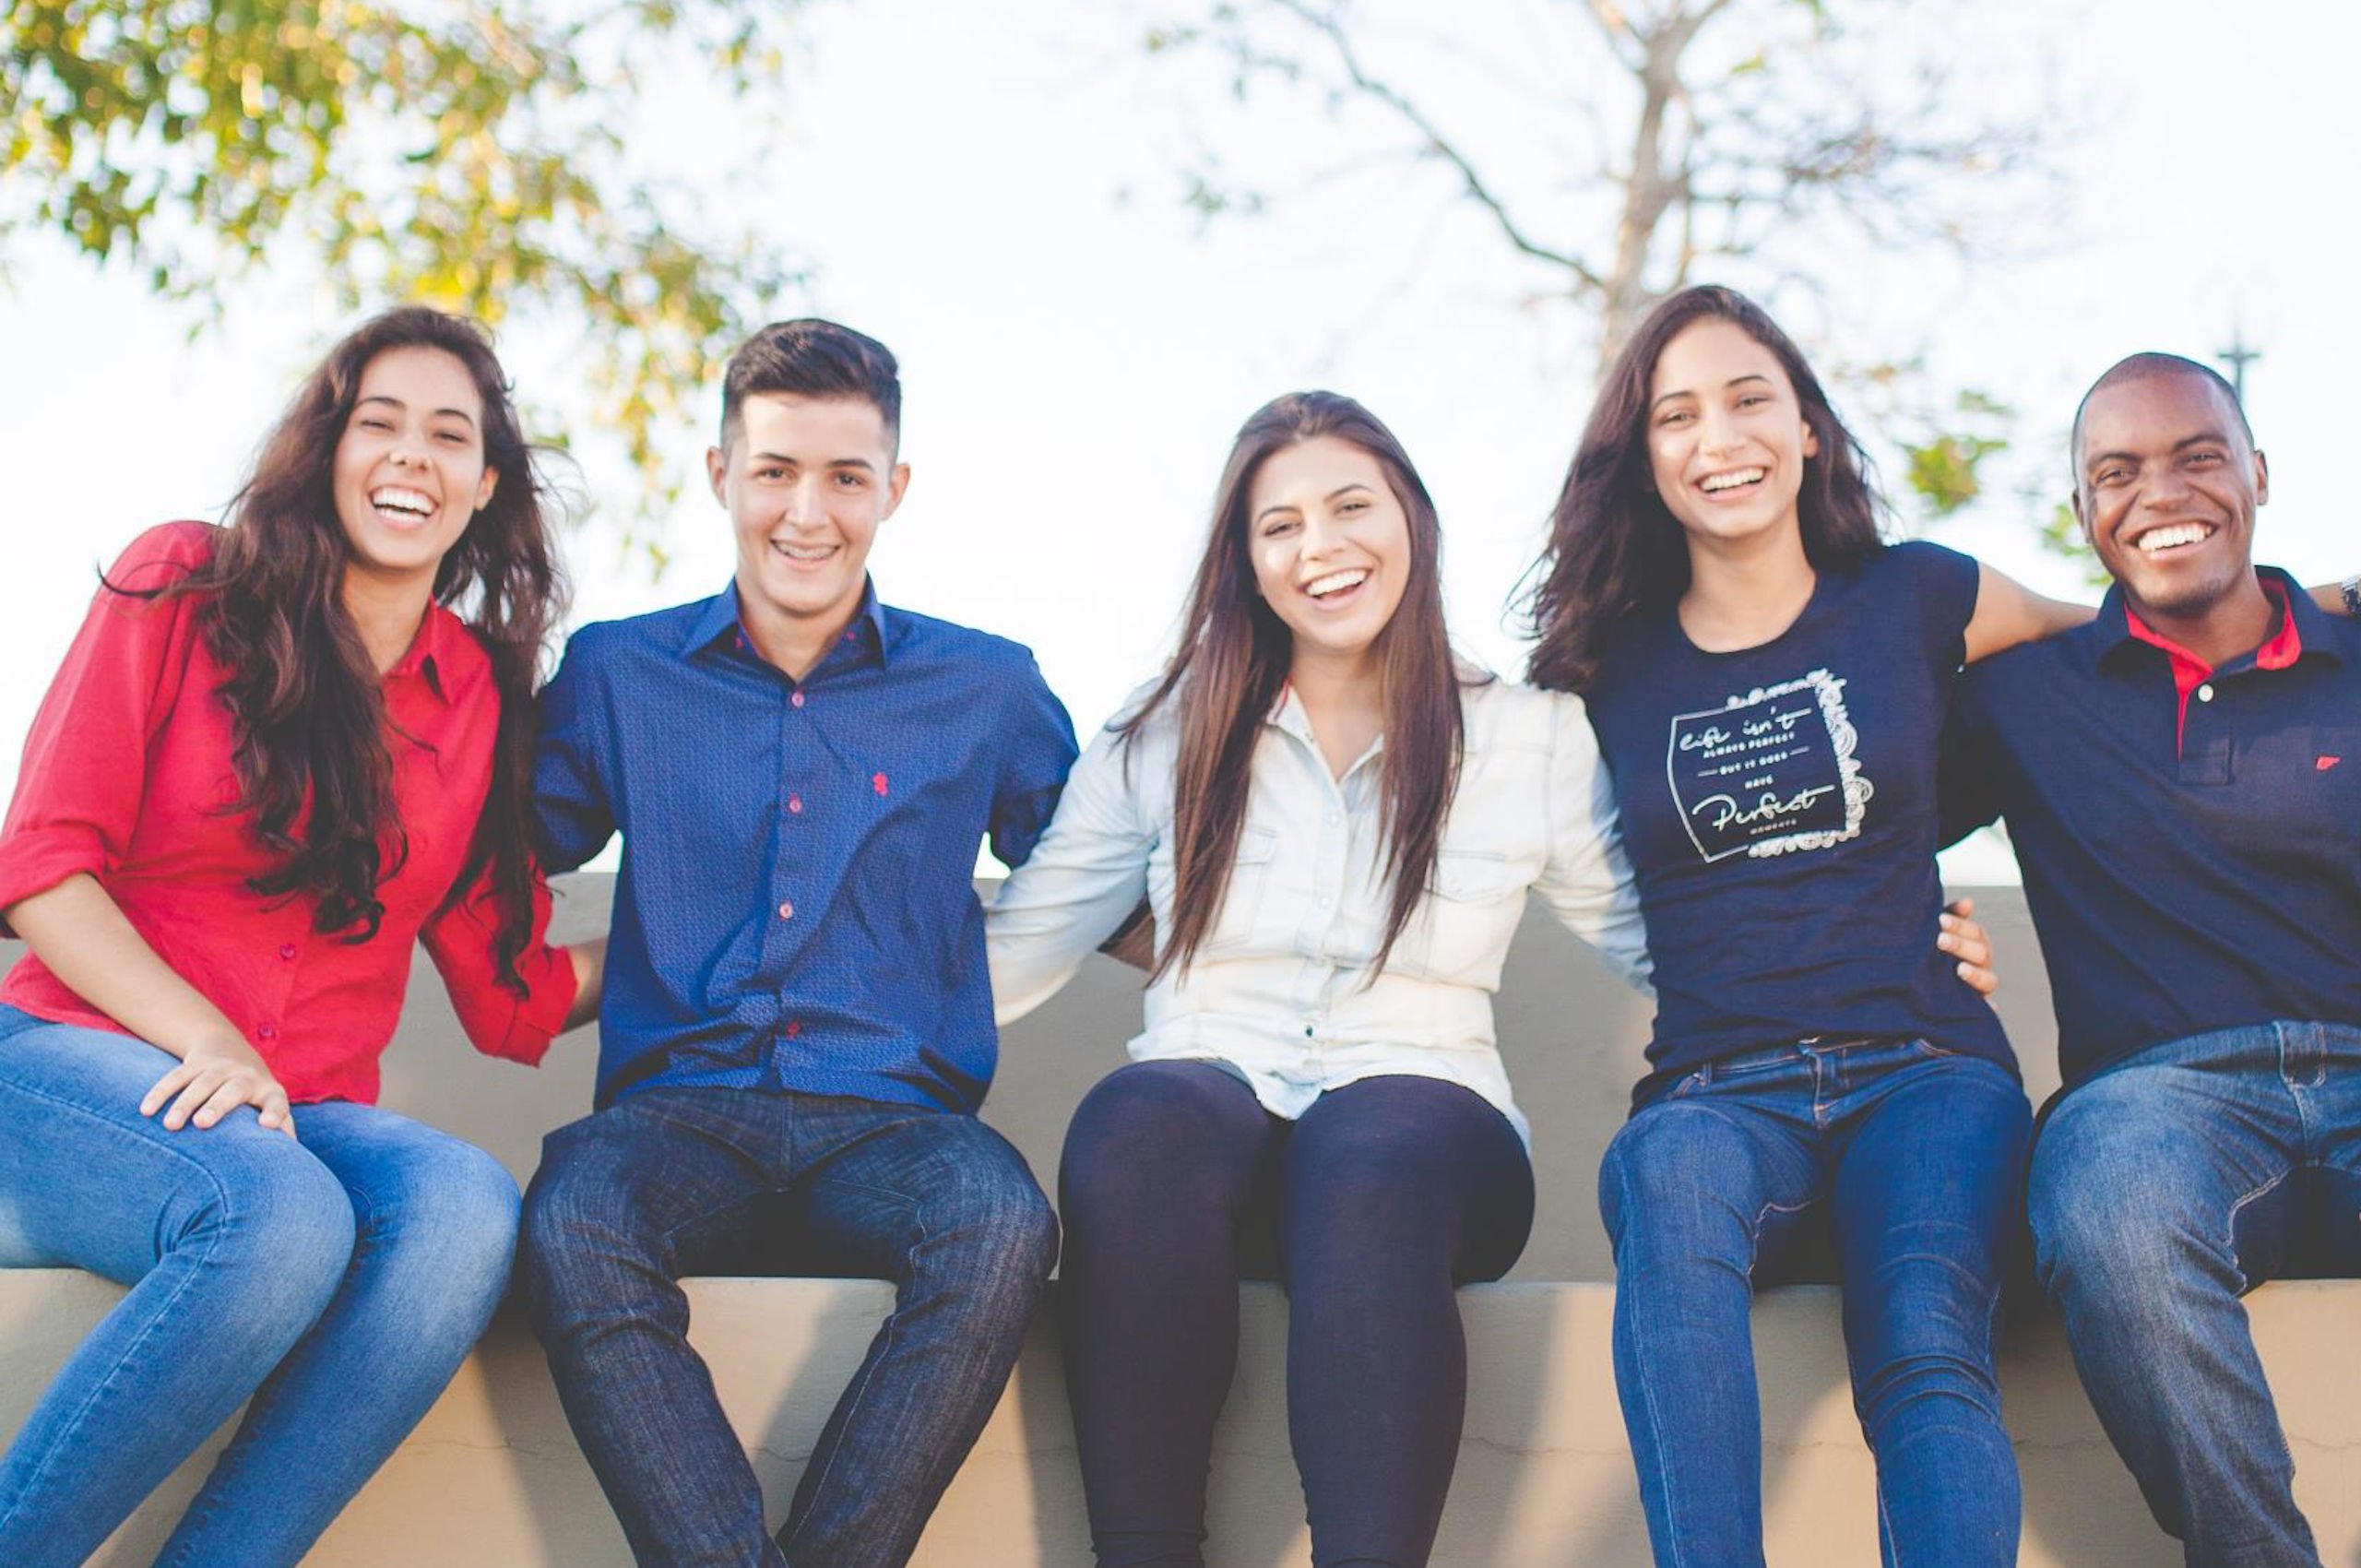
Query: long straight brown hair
118 307 566 990
1523 285 1885 694
1121 390 1469 980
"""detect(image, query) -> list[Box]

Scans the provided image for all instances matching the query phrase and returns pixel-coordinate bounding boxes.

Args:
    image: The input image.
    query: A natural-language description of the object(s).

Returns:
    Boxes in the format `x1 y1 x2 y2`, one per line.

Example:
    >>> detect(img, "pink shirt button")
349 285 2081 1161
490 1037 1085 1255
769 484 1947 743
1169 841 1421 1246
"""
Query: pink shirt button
777 901 795 921
790 691 806 708
788 796 803 814
279 944 297 960
257 1023 278 1040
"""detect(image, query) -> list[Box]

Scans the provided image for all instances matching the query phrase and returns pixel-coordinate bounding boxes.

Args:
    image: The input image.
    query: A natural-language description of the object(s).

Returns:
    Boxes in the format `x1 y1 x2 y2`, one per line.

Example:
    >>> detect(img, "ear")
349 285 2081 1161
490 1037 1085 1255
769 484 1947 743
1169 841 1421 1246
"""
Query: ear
474 466 499 513
1800 419 1821 459
880 461 912 520
2071 486 2094 545
706 444 730 507
2252 448 2270 506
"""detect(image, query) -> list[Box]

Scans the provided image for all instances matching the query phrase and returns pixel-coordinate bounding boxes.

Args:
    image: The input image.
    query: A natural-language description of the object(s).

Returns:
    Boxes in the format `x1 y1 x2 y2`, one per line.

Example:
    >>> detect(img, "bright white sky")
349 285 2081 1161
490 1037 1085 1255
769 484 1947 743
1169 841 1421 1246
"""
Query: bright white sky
3 0 2353 885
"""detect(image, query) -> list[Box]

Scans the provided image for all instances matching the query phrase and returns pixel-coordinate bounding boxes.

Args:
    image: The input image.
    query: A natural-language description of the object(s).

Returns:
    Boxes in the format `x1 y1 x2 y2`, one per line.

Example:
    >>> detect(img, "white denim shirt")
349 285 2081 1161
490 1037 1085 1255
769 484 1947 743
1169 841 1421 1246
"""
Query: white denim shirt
987 669 1650 1146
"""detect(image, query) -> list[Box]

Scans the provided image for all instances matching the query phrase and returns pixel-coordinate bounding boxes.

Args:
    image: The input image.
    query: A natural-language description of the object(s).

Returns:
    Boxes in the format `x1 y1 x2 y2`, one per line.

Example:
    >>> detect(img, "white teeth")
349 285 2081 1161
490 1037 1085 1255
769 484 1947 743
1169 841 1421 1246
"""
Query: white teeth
773 540 835 561
1699 469 1766 493
1304 568 1370 598
371 486 434 517
2136 523 2214 553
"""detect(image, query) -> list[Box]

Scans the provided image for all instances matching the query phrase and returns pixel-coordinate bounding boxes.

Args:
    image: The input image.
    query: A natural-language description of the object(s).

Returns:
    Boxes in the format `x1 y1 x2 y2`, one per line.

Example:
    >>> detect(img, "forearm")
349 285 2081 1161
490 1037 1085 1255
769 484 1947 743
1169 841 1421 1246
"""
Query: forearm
3 873 243 1058
562 936 606 1032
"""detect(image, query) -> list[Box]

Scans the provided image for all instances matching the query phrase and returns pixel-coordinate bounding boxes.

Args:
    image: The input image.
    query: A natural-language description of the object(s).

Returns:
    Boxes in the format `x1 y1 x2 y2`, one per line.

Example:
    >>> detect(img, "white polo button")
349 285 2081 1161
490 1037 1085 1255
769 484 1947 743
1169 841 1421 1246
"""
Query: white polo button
2197 684 2215 703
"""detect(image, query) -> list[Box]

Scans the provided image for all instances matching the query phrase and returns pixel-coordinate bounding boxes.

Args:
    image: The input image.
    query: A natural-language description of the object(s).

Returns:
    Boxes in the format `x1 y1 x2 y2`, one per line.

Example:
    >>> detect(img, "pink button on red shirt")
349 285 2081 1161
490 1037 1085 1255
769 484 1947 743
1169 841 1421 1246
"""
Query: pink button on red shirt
0 523 578 1105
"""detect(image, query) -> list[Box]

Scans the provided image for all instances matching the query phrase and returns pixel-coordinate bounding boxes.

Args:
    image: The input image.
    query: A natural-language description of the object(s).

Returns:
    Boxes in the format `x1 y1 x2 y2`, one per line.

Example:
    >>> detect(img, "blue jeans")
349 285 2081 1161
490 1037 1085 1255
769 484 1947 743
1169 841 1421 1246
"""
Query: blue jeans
2030 1022 2361 1568
1598 1038 2029 1568
519 1086 1059 1568
0 1007 521 1568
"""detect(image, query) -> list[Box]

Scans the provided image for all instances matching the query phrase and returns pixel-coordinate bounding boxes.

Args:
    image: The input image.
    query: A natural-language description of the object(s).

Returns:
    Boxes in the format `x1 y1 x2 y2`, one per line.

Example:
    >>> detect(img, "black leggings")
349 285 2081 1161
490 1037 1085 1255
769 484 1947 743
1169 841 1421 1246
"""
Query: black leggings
1058 1060 1535 1568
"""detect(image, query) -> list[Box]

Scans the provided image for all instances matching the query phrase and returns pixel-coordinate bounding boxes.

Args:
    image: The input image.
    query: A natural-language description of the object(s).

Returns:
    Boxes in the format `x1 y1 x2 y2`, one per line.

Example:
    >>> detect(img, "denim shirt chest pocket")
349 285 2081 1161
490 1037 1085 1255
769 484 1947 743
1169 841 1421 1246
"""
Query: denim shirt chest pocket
1200 825 1283 956
1413 846 1527 979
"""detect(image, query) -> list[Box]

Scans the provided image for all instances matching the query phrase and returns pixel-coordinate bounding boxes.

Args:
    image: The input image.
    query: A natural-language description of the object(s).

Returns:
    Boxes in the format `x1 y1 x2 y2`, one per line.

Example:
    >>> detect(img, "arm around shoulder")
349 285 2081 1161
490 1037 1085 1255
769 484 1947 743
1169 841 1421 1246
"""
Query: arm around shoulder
987 712 1157 1027
1963 561 2094 664
1532 692 1652 994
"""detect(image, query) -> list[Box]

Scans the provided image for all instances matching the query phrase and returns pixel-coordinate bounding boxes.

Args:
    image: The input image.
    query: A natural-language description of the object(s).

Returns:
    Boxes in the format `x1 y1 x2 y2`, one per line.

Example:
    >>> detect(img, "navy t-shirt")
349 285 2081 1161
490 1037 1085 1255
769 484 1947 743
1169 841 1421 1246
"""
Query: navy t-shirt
1584 540 2014 1102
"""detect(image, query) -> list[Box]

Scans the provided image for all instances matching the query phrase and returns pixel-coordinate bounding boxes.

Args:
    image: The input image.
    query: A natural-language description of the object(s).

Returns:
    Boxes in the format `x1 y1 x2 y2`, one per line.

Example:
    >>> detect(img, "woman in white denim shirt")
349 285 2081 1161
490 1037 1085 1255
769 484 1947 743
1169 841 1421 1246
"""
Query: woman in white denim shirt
989 390 1995 1568
984 389 1647 1568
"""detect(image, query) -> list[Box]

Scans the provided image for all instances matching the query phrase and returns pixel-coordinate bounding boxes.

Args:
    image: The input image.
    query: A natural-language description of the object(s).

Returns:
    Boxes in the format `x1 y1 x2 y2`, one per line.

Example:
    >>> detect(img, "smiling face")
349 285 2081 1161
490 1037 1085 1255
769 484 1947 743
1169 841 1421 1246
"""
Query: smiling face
710 392 909 654
2075 371 2268 624
1245 435 1413 673
330 345 498 594
1645 317 1821 557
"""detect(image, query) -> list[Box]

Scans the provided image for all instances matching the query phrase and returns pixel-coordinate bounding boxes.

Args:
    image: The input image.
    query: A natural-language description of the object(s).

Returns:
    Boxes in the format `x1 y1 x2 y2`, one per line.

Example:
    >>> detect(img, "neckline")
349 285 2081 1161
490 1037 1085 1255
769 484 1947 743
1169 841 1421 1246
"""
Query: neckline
1671 566 1830 660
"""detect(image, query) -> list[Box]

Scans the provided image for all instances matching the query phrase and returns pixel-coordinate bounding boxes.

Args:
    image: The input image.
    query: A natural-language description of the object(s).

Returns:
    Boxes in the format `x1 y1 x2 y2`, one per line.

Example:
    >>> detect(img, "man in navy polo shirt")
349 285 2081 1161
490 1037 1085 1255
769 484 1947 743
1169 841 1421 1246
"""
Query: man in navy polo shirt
518 320 1079 1567
1943 353 2361 1567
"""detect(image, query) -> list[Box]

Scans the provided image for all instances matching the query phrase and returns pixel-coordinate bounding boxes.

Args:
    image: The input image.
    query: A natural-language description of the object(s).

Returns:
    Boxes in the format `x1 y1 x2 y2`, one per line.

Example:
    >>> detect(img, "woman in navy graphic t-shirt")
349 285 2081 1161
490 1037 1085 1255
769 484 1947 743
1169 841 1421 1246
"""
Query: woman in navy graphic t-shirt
1524 285 2087 1568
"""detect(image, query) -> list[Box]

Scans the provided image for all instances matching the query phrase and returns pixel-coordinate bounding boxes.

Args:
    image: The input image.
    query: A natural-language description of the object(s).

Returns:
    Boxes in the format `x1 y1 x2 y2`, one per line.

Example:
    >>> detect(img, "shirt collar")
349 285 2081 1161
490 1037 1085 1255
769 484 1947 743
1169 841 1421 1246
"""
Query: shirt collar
386 601 458 702
681 577 894 671
2096 566 2331 676
1262 655 1493 765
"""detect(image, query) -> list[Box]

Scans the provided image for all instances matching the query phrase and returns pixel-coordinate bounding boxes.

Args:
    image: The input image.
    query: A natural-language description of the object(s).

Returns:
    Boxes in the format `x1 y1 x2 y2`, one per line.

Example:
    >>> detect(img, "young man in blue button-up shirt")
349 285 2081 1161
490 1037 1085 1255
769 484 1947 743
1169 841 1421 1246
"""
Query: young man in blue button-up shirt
518 320 1079 1567
1944 353 2361 1568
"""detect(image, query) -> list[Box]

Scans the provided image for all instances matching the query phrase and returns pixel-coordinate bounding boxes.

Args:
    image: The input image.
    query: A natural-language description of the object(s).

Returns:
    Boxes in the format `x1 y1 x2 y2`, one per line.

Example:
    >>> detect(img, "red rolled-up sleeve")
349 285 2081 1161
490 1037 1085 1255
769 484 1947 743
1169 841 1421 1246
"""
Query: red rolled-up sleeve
420 858 580 1066
0 524 211 933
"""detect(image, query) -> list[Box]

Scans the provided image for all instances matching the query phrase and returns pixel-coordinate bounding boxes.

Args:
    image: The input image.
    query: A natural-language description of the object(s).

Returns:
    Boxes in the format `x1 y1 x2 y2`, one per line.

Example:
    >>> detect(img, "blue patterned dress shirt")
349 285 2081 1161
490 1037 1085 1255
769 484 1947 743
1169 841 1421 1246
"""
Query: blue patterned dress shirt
533 578 1078 1111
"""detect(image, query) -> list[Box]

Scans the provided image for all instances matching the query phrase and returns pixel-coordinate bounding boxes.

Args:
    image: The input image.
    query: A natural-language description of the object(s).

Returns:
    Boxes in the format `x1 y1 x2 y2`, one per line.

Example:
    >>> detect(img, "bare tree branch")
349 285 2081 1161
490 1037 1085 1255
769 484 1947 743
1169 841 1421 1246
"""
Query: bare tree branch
1262 0 1608 289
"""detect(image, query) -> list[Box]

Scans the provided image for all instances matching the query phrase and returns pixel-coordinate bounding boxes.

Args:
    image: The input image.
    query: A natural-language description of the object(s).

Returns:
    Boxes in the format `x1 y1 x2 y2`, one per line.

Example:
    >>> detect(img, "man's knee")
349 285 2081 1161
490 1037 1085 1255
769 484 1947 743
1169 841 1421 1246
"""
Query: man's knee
949 1152 1060 1283
2031 1083 2236 1307
518 1121 668 1324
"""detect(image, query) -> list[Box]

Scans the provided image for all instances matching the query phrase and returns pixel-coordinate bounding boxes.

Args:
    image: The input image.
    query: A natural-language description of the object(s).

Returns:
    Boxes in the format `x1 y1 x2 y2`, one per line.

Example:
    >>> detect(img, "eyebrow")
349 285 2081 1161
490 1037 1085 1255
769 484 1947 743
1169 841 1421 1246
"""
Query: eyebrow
2084 431 2233 472
1651 373 1771 412
750 451 878 473
1252 481 1375 529
357 393 478 428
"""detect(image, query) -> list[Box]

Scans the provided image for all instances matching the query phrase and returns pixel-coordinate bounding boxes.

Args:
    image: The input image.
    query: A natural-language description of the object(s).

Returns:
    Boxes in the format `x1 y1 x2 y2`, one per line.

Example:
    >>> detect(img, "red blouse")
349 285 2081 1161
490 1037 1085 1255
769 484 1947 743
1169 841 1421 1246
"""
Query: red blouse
0 522 577 1104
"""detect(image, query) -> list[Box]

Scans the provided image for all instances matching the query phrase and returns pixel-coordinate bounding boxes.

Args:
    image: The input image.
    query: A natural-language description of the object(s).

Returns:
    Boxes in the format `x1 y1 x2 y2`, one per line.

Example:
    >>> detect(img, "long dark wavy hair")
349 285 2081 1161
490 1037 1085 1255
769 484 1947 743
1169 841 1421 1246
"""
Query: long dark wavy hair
1524 285 1885 693
120 306 566 988
1121 391 1471 980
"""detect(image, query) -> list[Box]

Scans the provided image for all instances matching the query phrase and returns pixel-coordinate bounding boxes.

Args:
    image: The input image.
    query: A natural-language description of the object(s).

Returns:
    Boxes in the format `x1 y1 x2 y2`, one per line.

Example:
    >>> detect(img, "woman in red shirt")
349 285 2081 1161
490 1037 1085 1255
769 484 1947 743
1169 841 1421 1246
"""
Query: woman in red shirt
0 307 598 1567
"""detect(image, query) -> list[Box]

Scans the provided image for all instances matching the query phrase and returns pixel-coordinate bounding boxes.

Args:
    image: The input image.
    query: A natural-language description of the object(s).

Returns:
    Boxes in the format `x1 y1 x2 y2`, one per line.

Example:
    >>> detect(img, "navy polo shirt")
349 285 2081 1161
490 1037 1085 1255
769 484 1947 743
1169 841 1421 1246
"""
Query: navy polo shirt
1942 568 2361 1092
1584 540 2013 1104
533 579 1079 1111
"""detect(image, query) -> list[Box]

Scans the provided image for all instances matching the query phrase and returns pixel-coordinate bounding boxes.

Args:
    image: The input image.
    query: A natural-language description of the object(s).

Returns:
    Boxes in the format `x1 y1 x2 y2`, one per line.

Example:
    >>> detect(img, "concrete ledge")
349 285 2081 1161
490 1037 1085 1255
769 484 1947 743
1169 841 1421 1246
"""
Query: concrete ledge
4 884 2352 1563
8 1270 2361 1565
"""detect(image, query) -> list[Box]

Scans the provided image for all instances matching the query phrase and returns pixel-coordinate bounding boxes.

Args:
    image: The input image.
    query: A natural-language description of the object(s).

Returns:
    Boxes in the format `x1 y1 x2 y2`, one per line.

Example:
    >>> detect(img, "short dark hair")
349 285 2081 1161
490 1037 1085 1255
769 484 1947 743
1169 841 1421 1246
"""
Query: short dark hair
2070 351 2253 485
719 318 902 452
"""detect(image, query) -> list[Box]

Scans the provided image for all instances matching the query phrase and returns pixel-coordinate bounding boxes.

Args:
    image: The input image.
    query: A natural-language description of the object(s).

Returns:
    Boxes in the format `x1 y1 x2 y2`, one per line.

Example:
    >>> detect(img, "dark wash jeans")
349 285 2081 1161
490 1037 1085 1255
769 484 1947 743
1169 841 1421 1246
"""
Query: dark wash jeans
2031 1022 2361 1568
519 1086 1059 1568
1598 1038 2030 1568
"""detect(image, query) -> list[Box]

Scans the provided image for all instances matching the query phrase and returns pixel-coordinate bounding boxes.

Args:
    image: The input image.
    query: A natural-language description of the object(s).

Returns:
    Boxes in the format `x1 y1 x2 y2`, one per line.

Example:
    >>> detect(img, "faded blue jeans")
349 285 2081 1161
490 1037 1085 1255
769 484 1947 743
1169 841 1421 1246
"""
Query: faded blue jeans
1598 1037 2030 1568
0 1006 521 1568
518 1085 1059 1568
2030 1022 2361 1568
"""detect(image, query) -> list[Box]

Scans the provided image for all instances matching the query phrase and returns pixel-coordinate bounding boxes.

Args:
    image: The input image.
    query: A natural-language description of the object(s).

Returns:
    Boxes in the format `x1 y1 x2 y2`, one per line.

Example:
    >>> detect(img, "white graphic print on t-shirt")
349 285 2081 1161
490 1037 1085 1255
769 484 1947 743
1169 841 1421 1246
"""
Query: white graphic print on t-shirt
1666 669 1873 862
